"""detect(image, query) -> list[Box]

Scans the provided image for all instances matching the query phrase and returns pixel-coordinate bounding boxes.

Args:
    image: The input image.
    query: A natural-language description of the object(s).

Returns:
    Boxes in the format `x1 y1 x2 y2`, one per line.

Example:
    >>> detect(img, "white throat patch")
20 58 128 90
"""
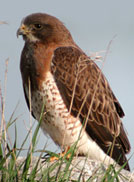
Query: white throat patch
26 33 40 43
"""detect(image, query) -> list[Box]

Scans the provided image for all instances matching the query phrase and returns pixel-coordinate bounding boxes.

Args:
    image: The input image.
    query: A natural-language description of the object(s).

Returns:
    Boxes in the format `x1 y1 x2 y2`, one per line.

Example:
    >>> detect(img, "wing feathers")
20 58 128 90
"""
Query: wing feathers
52 46 130 170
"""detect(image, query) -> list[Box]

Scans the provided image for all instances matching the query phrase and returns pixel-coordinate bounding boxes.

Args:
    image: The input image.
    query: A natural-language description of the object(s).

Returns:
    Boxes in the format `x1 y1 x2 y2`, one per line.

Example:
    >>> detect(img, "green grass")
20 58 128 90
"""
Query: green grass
0 117 75 182
0 112 131 182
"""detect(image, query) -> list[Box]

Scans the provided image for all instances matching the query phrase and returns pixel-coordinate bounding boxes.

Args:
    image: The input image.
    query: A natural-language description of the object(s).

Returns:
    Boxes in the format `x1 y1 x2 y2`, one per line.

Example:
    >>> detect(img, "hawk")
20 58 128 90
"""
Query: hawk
17 13 131 170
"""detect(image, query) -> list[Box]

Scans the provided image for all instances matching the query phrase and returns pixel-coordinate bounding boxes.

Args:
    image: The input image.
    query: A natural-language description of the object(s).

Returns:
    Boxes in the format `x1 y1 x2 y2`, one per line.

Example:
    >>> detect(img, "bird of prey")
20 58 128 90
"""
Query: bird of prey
17 13 131 170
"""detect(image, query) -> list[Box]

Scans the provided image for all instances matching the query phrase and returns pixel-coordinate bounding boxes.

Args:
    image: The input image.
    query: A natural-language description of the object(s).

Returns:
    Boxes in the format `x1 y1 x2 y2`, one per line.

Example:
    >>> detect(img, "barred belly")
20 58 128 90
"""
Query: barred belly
24 72 115 166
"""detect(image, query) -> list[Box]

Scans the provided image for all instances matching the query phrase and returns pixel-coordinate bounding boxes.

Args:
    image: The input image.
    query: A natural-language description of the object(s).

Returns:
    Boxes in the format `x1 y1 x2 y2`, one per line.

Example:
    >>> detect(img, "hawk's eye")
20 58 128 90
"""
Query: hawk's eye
33 23 43 30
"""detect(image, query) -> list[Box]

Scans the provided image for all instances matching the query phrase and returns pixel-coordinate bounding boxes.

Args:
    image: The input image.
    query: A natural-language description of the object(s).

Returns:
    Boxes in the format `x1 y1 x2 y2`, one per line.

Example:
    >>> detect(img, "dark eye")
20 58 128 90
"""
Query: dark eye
33 23 43 30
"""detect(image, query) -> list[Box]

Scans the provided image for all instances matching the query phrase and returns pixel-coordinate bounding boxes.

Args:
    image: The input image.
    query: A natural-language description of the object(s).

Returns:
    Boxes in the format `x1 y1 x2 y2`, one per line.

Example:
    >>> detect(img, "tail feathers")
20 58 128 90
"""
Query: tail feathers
111 146 130 171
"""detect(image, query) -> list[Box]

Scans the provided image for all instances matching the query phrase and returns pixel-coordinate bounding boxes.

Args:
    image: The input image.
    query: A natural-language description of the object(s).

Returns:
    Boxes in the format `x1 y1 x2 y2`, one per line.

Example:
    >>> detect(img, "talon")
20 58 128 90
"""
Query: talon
59 146 71 160
41 146 71 162
49 156 59 162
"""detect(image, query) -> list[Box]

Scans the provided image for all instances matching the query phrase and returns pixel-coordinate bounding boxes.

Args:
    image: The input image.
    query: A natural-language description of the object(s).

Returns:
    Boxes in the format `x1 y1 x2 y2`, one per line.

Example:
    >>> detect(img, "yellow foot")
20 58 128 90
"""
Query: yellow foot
49 147 71 162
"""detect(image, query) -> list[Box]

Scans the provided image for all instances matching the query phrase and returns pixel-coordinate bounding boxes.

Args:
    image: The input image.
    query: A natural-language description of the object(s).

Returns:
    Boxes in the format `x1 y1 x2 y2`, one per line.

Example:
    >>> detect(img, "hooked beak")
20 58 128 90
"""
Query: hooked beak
17 24 30 38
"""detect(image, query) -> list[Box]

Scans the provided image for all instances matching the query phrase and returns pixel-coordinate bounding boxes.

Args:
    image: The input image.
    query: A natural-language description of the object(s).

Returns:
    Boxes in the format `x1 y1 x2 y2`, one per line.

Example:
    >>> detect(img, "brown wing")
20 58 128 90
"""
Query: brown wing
52 46 131 170
23 86 36 119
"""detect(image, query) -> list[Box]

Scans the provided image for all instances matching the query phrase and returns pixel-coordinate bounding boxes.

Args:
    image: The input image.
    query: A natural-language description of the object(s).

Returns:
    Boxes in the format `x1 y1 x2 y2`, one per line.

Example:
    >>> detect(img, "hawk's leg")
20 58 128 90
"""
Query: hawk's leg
42 146 71 162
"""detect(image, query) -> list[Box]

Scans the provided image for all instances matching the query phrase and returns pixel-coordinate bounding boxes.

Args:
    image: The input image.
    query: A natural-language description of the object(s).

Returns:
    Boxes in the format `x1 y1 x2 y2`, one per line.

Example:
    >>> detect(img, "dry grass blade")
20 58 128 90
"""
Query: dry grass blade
28 77 33 166
61 70 78 150
0 59 9 169
82 35 117 133
0 21 8 25
59 36 117 169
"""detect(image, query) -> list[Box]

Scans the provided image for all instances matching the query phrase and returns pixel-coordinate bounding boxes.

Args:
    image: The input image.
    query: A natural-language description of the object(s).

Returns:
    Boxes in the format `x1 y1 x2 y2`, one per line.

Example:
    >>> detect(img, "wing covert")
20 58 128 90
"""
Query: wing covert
51 46 130 167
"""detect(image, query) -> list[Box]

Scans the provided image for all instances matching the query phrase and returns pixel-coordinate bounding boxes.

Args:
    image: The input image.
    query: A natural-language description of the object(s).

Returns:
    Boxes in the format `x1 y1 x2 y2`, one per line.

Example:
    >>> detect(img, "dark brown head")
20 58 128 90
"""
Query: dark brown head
17 13 74 45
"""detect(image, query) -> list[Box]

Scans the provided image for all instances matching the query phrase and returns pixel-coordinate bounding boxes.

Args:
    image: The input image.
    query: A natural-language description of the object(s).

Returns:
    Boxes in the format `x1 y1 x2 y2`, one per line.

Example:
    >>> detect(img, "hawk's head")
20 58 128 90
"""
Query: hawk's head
17 13 74 45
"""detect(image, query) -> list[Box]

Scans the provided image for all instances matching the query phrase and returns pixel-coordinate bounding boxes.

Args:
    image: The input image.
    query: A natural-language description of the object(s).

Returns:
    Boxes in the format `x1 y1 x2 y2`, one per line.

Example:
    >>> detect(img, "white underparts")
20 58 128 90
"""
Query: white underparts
24 72 116 167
